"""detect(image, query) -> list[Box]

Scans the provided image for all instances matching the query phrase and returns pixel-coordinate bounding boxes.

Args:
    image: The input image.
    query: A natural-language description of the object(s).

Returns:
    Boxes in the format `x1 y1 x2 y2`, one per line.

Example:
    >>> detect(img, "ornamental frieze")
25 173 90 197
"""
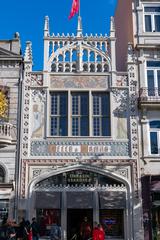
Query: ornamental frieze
30 140 129 157
50 76 109 89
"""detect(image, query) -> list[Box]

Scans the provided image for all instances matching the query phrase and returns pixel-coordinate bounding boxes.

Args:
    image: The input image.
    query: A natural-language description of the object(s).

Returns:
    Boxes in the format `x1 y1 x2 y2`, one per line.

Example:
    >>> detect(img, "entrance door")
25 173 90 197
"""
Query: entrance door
67 209 93 240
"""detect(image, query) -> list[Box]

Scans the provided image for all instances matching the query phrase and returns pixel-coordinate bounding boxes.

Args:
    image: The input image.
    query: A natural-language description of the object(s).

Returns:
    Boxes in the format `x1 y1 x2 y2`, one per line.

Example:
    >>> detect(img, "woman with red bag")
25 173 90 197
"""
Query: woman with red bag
24 221 32 240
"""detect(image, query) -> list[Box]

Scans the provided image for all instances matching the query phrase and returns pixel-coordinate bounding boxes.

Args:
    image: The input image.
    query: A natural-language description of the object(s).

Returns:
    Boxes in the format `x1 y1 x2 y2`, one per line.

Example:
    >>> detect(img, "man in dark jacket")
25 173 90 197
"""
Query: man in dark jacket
31 218 40 240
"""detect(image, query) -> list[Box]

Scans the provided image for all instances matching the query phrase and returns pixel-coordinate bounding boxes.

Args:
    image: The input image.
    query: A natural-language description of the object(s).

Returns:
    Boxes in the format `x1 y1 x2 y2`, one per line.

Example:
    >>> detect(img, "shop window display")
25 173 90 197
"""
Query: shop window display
99 209 124 238
36 209 61 237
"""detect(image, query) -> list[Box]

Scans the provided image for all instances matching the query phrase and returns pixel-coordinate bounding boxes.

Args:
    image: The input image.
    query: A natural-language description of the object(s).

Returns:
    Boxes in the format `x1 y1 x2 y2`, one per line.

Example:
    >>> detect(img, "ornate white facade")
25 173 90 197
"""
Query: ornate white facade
11 15 144 240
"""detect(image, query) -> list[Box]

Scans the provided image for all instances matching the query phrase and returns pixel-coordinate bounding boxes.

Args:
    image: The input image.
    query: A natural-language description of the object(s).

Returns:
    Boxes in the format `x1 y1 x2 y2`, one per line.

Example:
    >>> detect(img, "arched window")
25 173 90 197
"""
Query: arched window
83 49 88 62
150 120 160 154
0 167 5 183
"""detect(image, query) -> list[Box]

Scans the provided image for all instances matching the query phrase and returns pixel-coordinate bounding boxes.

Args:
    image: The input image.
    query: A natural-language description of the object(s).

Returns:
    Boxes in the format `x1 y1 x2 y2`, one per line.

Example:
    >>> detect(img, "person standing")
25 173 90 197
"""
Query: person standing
92 222 99 240
97 224 105 240
6 220 16 240
31 218 39 240
80 217 92 240
50 222 61 240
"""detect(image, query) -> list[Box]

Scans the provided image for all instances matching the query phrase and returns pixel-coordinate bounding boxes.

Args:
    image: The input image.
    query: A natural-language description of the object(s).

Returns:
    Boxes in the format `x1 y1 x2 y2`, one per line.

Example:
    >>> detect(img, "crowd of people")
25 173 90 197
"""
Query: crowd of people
0 217 40 240
0 216 105 240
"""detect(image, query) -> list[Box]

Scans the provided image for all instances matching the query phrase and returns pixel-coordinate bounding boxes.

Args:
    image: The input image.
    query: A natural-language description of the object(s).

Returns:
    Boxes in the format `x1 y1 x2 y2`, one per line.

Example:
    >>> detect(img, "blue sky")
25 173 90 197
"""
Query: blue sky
0 0 117 70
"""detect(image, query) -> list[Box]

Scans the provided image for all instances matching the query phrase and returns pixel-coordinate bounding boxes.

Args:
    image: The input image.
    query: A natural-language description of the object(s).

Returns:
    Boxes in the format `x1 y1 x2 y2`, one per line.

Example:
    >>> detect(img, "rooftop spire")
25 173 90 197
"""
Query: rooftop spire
44 16 50 37
77 16 82 37
24 41 32 63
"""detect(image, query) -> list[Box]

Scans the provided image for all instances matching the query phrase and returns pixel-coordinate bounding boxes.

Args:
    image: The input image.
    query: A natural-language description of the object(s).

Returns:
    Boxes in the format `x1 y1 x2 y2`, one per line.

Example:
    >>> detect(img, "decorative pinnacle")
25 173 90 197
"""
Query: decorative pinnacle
110 16 115 38
44 16 49 37
24 41 32 62
77 16 82 37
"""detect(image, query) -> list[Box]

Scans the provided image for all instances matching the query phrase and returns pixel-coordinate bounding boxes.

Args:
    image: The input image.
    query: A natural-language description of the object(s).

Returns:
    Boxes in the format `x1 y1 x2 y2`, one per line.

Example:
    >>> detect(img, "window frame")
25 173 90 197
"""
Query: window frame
146 60 160 96
143 4 160 32
149 120 160 155
49 91 111 137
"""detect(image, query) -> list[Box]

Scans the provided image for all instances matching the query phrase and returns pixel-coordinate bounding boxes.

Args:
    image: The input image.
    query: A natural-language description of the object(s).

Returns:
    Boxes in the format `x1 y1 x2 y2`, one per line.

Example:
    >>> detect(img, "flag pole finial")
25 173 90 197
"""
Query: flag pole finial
77 0 82 37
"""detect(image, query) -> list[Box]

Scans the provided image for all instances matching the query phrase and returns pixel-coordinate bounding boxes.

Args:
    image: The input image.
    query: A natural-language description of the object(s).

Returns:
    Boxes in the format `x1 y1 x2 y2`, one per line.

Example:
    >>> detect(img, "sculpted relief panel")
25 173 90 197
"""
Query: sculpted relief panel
31 90 46 138
50 76 109 89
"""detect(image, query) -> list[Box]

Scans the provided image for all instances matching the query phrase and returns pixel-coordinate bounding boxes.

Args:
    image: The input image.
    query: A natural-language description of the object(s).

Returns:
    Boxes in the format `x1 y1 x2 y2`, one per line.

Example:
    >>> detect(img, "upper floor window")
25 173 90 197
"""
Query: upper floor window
146 61 160 96
50 92 68 136
150 120 160 154
50 91 110 137
144 6 160 32
71 92 89 136
92 93 110 136
0 167 5 183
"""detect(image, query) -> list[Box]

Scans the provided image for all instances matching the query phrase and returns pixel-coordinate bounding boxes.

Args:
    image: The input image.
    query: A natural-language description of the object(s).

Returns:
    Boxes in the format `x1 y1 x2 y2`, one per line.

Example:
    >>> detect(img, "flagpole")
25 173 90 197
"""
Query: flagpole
79 0 81 17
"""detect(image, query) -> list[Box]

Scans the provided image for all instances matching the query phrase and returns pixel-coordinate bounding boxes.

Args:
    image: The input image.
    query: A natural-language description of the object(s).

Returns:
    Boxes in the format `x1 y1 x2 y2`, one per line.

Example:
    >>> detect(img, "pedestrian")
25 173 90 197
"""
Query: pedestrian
17 217 25 240
6 220 16 240
31 218 39 240
50 222 61 240
24 220 32 240
80 217 92 240
92 222 99 240
97 224 105 240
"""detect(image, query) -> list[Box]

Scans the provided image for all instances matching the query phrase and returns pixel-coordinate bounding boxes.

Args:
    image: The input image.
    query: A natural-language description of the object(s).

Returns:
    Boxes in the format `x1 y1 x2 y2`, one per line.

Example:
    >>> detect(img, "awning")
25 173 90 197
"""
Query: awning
67 192 93 209
151 181 160 192
99 191 126 209
35 192 61 209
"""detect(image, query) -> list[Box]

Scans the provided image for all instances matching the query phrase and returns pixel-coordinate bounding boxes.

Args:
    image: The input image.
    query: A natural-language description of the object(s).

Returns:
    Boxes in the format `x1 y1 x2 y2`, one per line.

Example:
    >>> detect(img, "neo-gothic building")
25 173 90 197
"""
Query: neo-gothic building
0 34 23 220
115 0 160 239
11 15 144 240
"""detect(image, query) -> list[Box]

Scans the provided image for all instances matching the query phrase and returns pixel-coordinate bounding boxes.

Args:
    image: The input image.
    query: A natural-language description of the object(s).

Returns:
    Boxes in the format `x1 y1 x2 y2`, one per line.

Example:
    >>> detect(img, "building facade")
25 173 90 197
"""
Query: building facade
0 33 23 221
13 15 144 239
115 0 160 239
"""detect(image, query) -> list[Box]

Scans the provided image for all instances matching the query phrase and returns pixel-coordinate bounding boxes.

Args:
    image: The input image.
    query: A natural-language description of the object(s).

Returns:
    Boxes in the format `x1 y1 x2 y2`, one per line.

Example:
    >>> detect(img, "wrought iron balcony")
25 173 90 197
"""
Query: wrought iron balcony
139 88 160 106
0 122 12 145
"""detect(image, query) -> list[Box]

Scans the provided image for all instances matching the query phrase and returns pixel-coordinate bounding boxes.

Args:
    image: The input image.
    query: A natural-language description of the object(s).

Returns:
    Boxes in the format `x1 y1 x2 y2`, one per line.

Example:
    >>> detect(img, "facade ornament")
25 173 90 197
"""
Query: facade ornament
31 89 46 103
24 41 33 63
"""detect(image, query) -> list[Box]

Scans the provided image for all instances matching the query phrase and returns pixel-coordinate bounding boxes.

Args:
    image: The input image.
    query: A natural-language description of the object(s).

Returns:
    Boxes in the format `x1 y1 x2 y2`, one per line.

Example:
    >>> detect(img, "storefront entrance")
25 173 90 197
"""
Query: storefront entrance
67 209 93 240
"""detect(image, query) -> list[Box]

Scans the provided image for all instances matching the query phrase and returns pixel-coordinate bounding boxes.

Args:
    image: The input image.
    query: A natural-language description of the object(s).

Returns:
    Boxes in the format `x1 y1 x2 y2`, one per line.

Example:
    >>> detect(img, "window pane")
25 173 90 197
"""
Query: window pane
158 70 160 95
51 94 58 115
0 168 5 183
60 117 68 136
147 70 155 96
145 15 152 32
72 117 79 136
60 93 68 115
72 95 78 115
147 61 160 67
93 95 100 115
150 132 158 154
150 121 160 128
81 93 89 115
102 94 110 116
51 117 58 136
102 118 110 136
155 15 160 32
144 7 160 12
81 117 89 136
93 117 100 136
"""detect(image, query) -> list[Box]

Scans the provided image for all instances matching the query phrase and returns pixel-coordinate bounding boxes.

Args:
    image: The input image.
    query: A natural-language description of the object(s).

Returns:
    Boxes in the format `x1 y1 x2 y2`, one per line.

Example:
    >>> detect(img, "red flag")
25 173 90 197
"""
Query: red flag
68 0 79 20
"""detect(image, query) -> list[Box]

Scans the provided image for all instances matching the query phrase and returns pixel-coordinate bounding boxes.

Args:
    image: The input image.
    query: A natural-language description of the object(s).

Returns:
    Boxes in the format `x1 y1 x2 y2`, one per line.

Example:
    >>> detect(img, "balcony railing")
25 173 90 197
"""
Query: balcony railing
0 122 12 144
139 87 160 102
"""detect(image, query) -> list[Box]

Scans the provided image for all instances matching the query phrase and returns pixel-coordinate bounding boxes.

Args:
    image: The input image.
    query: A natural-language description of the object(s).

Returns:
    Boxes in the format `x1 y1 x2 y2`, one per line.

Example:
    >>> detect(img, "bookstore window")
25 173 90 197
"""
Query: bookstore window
50 91 110 137
50 92 68 136
144 6 160 32
100 209 124 238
